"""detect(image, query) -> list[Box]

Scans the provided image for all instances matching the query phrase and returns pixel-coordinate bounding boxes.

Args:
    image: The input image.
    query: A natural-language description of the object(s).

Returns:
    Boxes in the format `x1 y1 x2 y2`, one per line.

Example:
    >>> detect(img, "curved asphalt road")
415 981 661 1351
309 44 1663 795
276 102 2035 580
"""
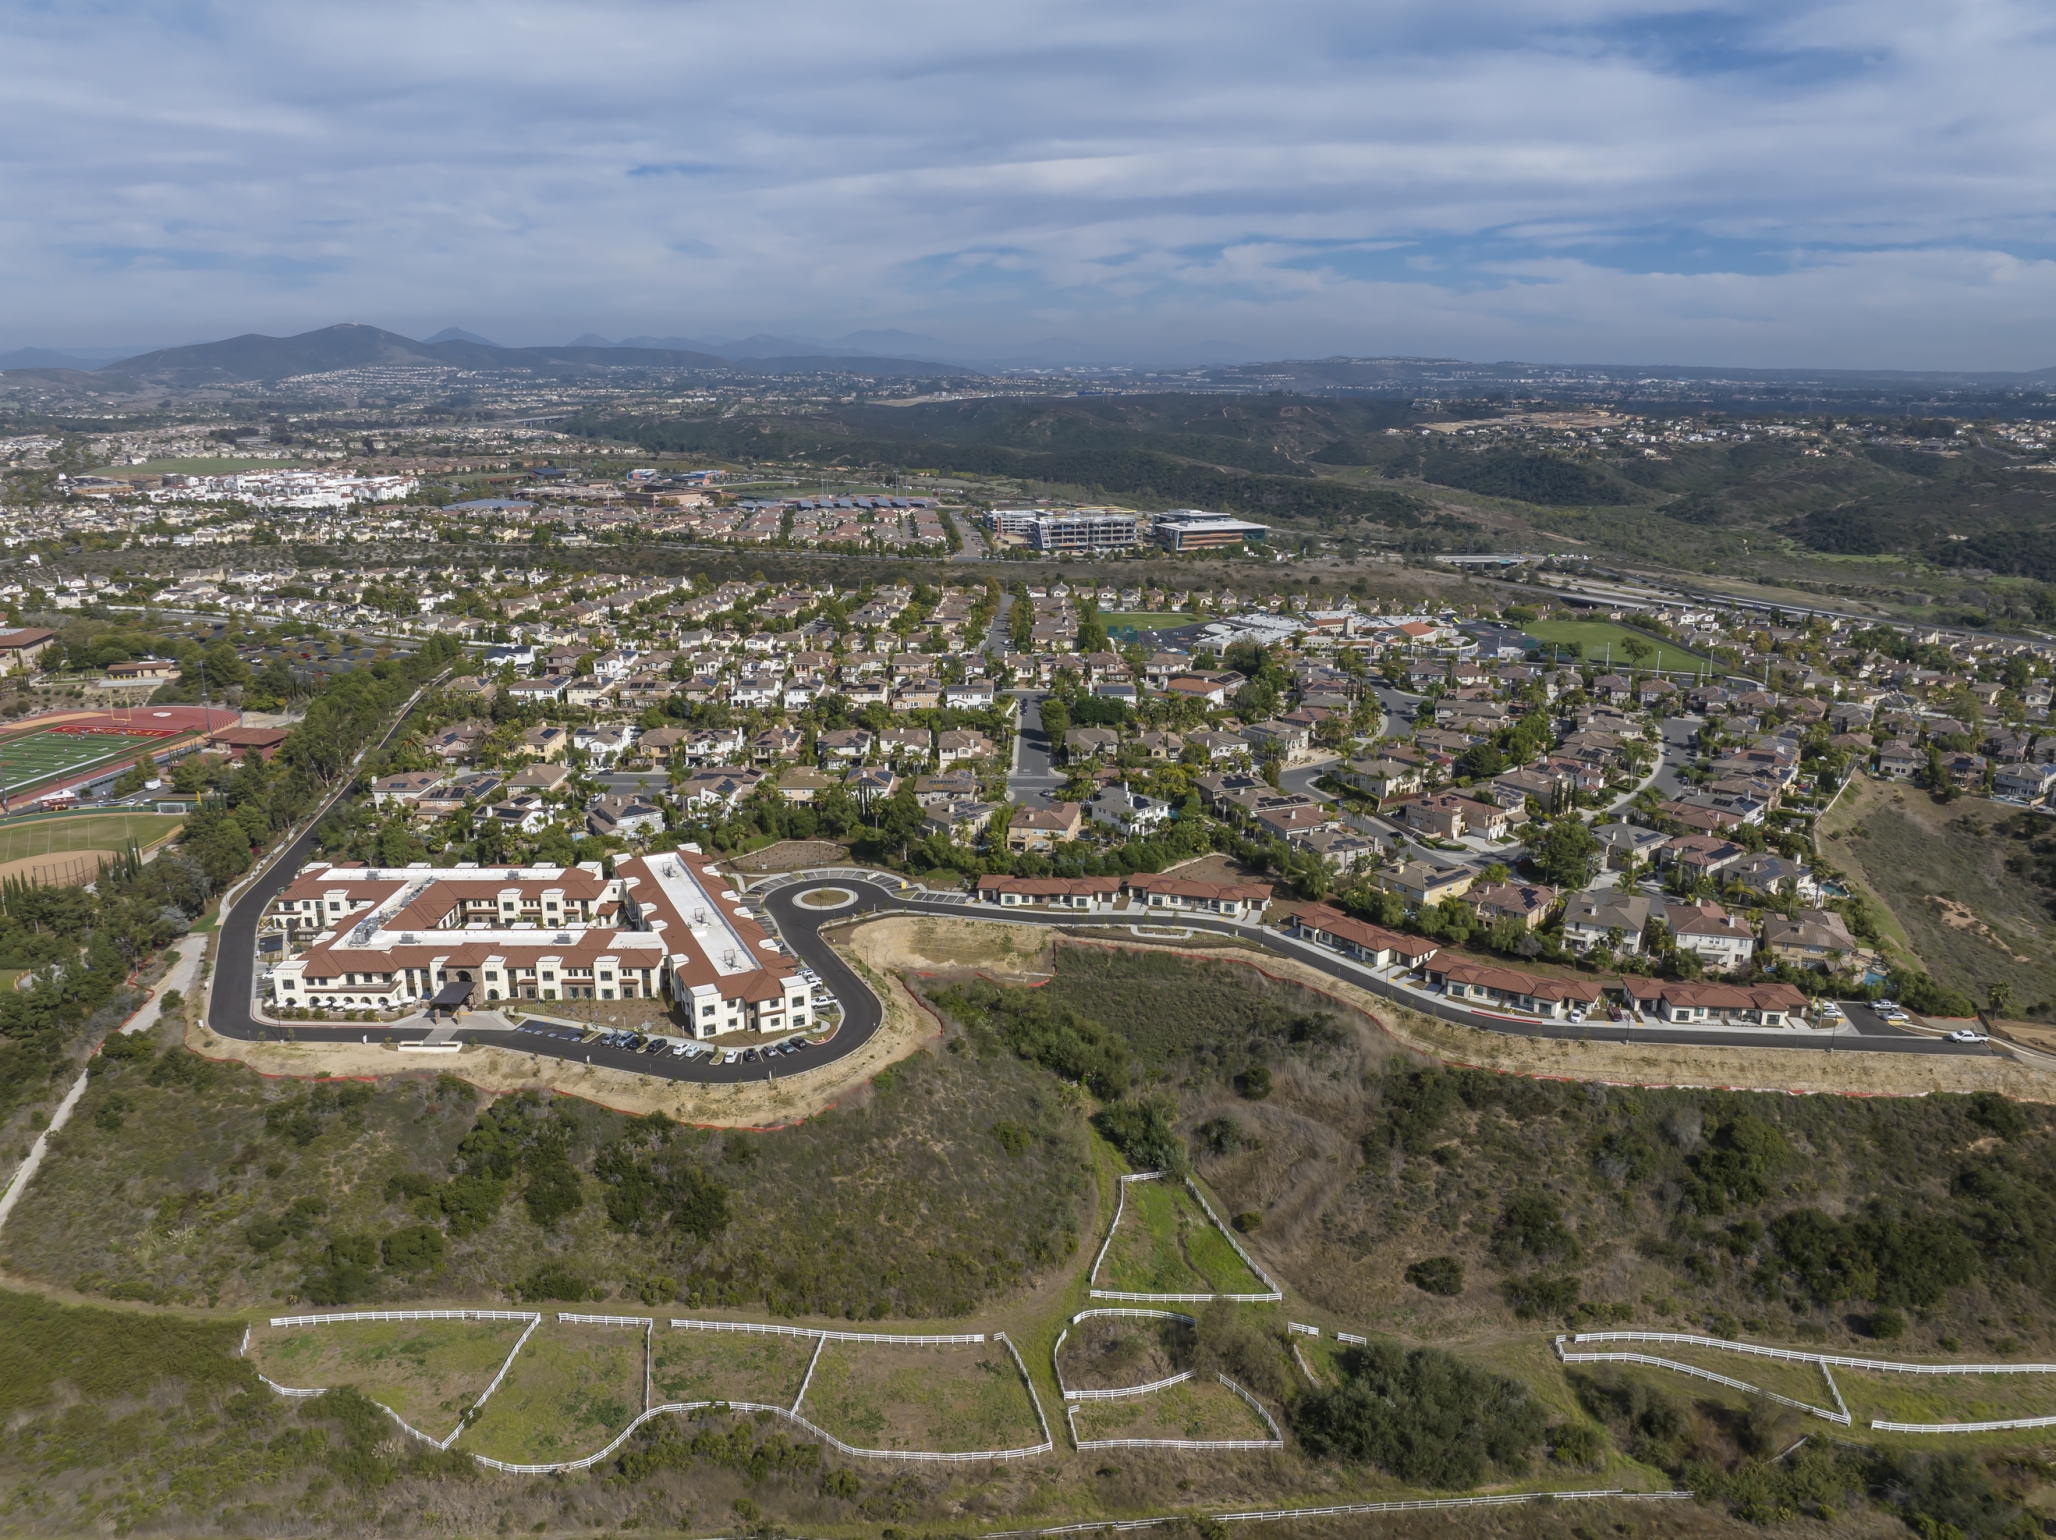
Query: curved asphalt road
211 850 1994 1088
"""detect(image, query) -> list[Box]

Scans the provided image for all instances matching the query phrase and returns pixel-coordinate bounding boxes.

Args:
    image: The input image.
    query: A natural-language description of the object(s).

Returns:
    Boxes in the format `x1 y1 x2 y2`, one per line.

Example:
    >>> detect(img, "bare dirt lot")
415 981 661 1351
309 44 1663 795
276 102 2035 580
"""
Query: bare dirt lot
728 839 852 873
840 914 1056 982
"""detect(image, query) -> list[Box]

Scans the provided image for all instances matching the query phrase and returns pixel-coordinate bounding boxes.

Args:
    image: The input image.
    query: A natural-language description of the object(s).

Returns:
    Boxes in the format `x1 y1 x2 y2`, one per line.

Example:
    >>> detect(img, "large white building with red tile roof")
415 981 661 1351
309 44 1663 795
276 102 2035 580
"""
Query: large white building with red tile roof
264 850 810 1038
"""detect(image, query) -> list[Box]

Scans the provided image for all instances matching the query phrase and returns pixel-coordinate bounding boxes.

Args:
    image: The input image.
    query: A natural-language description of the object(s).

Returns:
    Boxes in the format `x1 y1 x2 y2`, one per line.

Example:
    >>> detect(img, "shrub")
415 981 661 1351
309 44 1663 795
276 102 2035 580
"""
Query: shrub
1501 1275 1581 1319
1296 1342 1545 1486
1234 1211 1262 1234
990 1120 1031 1156
1092 1097 1187 1175
382 1224 446 1274
517 1262 588 1302
1548 1420 1606 1467
1405 1256 1465 1296
1868 1307 1907 1340
1236 1064 1272 1100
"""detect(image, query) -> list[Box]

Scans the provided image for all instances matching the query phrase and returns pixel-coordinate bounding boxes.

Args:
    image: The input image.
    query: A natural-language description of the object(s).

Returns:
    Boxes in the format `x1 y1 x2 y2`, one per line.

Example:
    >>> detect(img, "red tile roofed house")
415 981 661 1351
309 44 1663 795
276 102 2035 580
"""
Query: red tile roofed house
1007 802 1085 851
208 725 291 761
1383 792 1510 841
1289 904 1440 969
1619 977 1807 1026
975 874 1123 910
1425 959 1602 1019
1122 872 1273 920
267 851 812 1039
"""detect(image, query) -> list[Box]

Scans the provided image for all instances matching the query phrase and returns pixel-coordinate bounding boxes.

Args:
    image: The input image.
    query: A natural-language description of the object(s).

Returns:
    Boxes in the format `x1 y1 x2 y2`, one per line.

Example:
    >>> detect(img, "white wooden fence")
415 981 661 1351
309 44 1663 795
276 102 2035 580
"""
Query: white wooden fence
1052 1308 1199 1403
1562 1332 2056 1434
1086 1172 1282 1304
670 1316 985 1344
1068 1373 1284 1452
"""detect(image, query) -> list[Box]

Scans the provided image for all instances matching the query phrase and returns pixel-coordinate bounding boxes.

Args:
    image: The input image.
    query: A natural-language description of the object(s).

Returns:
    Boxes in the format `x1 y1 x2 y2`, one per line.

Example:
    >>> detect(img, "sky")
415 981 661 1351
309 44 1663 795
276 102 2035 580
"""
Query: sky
5 0 2056 369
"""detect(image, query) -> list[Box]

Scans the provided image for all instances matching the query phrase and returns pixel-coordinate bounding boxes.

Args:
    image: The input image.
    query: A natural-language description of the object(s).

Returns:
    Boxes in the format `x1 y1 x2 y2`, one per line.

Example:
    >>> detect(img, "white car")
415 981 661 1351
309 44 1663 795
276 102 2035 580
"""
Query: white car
1947 1029 1990 1044
721 1049 740 1064
1568 1010 1586 1024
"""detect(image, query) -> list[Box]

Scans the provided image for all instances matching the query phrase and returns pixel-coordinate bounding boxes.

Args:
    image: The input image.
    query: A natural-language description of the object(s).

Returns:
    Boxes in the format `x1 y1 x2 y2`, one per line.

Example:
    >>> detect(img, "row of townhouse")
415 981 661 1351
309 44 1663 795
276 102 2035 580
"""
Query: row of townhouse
973 872 1274 920
263 850 811 1038
1283 904 1809 1026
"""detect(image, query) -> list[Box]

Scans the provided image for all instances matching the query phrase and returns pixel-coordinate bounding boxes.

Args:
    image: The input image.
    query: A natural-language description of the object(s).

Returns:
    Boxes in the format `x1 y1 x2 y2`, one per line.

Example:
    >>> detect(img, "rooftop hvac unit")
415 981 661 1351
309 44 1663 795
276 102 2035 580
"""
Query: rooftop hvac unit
692 908 708 926
400 933 417 945
723 948 738 969
555 933 572 944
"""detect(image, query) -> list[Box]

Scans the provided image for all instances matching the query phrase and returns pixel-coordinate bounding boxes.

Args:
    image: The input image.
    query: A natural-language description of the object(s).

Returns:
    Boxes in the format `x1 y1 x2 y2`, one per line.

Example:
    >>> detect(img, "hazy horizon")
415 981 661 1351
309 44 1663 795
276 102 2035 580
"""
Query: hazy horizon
6 1 2056 371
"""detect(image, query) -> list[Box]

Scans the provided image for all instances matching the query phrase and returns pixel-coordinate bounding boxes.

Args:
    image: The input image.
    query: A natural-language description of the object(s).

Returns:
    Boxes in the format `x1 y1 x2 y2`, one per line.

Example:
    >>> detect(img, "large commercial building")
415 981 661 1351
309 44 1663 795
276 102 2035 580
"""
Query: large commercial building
1152 509 1270 551
263 851 811 1037
1024 510 1139 553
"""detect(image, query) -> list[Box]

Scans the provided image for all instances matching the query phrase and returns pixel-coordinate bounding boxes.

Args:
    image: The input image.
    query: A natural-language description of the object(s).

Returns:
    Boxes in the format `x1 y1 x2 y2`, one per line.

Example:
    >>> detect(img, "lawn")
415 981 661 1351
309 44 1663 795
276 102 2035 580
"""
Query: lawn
0 812 185 863
798 1339 1043 1454
1837 1367 2056 1427
1102 613 1193 636
652 1327 815 1408
460 1321 645 1465
1587 1342 1841 1409
1069 1376 1274 1444
0 730 179 797
1097 1179 1269 1297
1519 620 1708 674
247 1317 528 1439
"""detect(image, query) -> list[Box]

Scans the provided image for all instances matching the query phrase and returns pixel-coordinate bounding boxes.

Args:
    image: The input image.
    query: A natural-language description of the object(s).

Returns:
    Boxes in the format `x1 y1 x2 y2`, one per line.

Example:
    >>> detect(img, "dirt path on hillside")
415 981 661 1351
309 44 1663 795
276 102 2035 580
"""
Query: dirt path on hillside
181 937 936 1128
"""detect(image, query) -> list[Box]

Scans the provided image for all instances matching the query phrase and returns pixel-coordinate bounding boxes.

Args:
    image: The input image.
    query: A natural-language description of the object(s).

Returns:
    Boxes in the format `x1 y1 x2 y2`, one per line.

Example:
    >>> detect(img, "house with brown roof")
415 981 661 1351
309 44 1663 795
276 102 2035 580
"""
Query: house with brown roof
1425 959 1602 1019
1289 904 1440 969
1465 881 1557 929
1124 873 1273 920
975 874 1120 909
1620 977 1808 1027
1007 802 1085 851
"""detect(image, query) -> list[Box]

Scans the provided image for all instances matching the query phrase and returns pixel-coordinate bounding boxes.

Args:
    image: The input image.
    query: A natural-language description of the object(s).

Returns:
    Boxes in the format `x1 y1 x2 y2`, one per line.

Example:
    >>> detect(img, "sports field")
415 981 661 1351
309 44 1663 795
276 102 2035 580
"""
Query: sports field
1520 619 1709 673
0 728 174 798
0 813 186 865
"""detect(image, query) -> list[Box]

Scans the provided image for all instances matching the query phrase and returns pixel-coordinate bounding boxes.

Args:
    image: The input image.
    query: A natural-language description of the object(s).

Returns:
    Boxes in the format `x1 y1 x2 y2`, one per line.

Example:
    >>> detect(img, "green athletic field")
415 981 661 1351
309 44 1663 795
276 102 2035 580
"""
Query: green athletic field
0 728 174 797
0 813 186 865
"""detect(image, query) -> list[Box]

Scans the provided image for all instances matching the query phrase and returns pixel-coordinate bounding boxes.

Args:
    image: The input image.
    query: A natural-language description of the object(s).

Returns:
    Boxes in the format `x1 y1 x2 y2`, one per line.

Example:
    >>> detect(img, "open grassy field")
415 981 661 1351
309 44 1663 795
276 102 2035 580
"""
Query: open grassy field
1097 1179 1268 1296
651 1328 815 1408
1837 1367 2056 1427
0 811 184 862
1624 1342 1842 1408
247 1317 528 1436
460 1321 644 1465
1520 619 1708 673
1068 1376 1274 1443
0 728 177 797
798 1339 1043 1454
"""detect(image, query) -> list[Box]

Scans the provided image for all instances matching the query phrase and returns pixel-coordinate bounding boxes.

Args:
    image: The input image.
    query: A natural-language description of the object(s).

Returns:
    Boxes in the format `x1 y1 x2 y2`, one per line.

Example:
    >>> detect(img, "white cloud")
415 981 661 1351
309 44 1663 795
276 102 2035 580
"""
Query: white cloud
0 0 2052 365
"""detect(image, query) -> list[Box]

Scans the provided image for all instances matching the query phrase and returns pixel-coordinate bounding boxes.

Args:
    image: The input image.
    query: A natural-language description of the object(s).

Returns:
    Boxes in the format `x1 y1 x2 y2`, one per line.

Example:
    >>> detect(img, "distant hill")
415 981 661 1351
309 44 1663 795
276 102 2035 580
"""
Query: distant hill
422 326 499 346
68 323 967 386
0 347 102 371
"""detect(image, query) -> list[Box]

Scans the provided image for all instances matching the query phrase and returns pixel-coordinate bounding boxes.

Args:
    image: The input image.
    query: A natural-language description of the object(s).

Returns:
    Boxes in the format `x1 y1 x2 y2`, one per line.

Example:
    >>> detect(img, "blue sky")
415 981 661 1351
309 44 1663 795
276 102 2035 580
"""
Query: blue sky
5 0 2056 368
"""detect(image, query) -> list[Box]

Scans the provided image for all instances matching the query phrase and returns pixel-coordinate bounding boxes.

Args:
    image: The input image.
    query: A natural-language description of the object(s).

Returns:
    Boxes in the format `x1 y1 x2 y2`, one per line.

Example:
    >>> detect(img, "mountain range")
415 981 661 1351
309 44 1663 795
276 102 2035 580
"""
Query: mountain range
0 323 976 387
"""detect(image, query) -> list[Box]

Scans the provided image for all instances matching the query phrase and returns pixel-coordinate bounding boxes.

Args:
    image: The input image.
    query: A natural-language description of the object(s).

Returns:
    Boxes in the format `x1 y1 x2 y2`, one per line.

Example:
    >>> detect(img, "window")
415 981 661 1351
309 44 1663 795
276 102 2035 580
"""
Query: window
485 971 499 982
541 972 555 982
701 1004 715 1018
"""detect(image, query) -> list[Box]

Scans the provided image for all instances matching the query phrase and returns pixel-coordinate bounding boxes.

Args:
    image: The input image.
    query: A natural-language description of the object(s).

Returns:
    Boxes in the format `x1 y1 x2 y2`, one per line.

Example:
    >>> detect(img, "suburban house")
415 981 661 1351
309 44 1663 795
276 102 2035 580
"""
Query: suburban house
1085 783 1172 836
1560 891 1652 954
1378 861 1475 907
1288 904 1441 970
1425 960 1603 1019
585 794 666 840
1465 881 1557 930
1007 803 1085 851
1064 727 1122 762
1593 822 1669 871
1656 899 1755 973
1621 977 1809 1027
370 770 443 809
975 875 1122 910
1333 757 1421 800
1759 908 1861 972
1125 874 1273 920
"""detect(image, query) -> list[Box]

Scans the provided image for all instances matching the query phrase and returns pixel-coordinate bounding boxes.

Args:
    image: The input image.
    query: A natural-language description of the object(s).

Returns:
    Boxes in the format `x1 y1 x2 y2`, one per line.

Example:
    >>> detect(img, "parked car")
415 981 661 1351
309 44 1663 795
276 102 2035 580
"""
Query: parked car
1947 1029 1990 1044
721 1049 739 1065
